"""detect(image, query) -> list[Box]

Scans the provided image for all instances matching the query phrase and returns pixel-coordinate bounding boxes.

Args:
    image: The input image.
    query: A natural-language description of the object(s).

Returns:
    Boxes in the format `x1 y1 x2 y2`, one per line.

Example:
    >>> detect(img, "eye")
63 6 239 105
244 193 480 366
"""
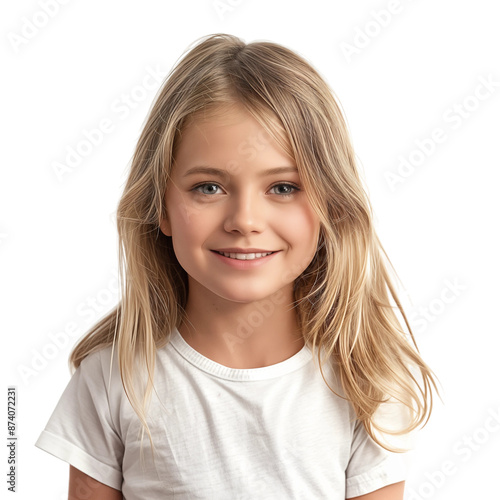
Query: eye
191 182 301 197
192 183 223 195
270 183 301 198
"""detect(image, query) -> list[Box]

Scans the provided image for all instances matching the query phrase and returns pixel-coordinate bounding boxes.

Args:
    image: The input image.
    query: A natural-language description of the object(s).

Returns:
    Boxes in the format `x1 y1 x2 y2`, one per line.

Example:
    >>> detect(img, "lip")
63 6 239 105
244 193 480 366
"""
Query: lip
211 249 280 269
212 248 276 253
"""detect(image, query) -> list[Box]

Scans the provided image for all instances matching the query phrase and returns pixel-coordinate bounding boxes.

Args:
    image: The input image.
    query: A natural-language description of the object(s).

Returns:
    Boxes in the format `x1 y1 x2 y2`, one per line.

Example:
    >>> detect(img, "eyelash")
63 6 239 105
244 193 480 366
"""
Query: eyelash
191 182 301 198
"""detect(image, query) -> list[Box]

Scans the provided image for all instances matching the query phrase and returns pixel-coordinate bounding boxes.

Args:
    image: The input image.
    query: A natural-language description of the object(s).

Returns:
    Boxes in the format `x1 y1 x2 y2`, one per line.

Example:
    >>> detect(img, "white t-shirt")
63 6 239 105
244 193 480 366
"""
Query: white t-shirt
35 327 411 499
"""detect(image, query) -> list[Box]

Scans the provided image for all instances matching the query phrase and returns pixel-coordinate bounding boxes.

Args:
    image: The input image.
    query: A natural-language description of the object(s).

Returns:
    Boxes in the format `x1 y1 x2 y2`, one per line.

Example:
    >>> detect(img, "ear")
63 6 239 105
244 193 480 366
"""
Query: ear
159 216 172 237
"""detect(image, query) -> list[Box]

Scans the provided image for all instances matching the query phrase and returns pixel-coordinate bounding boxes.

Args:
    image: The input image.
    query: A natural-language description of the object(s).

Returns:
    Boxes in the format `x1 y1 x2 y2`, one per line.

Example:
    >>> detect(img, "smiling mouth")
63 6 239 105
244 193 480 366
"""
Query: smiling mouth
213 250 275 260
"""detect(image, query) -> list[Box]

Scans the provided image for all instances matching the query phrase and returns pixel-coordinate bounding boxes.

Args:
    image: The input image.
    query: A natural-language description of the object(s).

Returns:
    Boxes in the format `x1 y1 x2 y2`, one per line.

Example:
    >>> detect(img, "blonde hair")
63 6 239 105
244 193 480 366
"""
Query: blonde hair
69 33 441 458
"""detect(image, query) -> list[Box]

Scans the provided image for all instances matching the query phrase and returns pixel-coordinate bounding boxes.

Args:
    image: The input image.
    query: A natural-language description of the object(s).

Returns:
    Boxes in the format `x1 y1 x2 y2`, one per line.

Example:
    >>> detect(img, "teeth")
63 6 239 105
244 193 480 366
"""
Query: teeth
217 251 273 260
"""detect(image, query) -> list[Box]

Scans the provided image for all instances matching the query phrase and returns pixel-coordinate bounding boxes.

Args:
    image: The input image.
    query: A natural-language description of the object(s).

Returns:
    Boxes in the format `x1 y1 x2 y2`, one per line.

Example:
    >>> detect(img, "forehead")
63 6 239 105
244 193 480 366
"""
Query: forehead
173 104 294 171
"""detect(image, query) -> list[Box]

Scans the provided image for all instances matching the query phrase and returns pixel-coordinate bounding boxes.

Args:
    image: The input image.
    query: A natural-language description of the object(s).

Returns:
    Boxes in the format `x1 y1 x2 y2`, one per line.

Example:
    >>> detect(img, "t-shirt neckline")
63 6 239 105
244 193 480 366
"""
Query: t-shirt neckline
169 327 312 381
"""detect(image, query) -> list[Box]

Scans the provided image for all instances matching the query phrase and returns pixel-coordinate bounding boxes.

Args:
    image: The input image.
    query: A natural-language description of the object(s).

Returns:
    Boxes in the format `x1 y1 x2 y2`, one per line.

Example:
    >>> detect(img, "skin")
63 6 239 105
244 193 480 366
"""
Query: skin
68 465 122 500
347 480 405 499
160 103 321 368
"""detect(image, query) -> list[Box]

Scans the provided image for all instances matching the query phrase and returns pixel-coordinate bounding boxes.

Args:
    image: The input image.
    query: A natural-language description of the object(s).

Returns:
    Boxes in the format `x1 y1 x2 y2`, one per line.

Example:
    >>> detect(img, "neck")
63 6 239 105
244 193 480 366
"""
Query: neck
178 286 304 369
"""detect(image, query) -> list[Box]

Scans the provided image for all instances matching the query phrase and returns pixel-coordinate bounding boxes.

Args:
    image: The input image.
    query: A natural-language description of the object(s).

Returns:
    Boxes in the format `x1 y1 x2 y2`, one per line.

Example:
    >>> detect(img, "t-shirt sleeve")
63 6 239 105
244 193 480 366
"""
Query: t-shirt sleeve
345 400 414 498
34 349 124 491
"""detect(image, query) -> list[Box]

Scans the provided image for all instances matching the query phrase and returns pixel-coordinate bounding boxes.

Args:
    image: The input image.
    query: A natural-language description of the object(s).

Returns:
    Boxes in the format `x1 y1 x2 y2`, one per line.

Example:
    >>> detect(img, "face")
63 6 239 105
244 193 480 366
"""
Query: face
160 104 321 306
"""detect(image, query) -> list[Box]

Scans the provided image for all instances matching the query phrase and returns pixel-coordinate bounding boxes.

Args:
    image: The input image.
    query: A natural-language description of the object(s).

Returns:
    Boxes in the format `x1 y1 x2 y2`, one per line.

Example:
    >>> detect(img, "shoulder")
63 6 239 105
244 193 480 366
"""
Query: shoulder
76 345 112 380
72 345 124 402
309 350 356 419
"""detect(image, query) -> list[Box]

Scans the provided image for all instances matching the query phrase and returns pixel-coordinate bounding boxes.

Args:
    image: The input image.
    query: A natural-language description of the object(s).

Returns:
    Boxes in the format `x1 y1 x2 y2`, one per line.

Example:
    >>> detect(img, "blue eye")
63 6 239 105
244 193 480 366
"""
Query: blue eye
192 183 222 195
191 182 300 197
270 183 300 197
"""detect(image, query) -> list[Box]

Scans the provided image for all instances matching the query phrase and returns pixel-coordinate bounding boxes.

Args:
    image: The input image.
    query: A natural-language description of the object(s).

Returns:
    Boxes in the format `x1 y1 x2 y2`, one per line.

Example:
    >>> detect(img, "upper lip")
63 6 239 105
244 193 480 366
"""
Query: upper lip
212 248 277 253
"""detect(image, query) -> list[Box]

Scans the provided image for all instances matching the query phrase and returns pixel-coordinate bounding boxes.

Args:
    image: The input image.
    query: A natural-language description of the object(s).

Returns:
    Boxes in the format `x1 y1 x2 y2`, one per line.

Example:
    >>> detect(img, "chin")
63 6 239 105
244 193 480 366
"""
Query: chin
213 287 274 304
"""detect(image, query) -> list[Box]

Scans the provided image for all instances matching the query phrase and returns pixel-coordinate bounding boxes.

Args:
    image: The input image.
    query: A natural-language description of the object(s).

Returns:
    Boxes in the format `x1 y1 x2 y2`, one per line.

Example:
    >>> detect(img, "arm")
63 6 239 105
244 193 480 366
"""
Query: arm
69 465 123 500
347 480 405 500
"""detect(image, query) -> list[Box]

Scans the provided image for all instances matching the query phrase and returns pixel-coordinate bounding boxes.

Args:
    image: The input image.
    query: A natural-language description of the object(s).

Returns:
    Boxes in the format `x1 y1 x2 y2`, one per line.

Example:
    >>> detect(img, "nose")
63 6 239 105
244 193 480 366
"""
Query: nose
223 188 266 235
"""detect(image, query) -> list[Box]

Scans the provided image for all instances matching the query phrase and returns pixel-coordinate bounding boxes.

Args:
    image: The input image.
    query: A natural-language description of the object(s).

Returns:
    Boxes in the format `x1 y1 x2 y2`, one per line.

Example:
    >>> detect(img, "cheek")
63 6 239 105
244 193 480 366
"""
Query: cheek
285 204 320 241
169 199 213 248
292 207 321 266
167 190 207 233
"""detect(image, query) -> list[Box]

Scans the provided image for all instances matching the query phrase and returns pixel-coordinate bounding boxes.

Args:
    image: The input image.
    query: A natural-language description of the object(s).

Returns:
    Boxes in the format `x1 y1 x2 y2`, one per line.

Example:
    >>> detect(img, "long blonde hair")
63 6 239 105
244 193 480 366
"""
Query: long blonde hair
69 33 441 457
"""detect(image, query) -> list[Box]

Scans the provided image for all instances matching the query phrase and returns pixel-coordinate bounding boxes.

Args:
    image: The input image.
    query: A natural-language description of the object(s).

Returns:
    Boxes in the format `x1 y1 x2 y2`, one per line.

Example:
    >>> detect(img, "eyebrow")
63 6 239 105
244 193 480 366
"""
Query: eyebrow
182 165 299 178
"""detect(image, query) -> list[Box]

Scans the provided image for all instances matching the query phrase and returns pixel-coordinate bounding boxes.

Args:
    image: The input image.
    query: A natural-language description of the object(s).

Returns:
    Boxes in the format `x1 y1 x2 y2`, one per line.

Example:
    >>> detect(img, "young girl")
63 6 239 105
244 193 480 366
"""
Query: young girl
35 33 440 499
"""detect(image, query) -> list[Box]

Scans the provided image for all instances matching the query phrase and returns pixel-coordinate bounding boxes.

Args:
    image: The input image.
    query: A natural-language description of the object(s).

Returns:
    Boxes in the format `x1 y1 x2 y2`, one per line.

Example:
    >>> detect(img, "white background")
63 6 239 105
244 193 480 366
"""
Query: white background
2 0 499 498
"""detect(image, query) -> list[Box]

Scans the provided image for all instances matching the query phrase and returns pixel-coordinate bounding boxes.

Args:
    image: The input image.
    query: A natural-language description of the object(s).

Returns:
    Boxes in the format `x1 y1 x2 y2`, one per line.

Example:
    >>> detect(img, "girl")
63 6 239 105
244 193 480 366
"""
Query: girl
35 33 440 499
